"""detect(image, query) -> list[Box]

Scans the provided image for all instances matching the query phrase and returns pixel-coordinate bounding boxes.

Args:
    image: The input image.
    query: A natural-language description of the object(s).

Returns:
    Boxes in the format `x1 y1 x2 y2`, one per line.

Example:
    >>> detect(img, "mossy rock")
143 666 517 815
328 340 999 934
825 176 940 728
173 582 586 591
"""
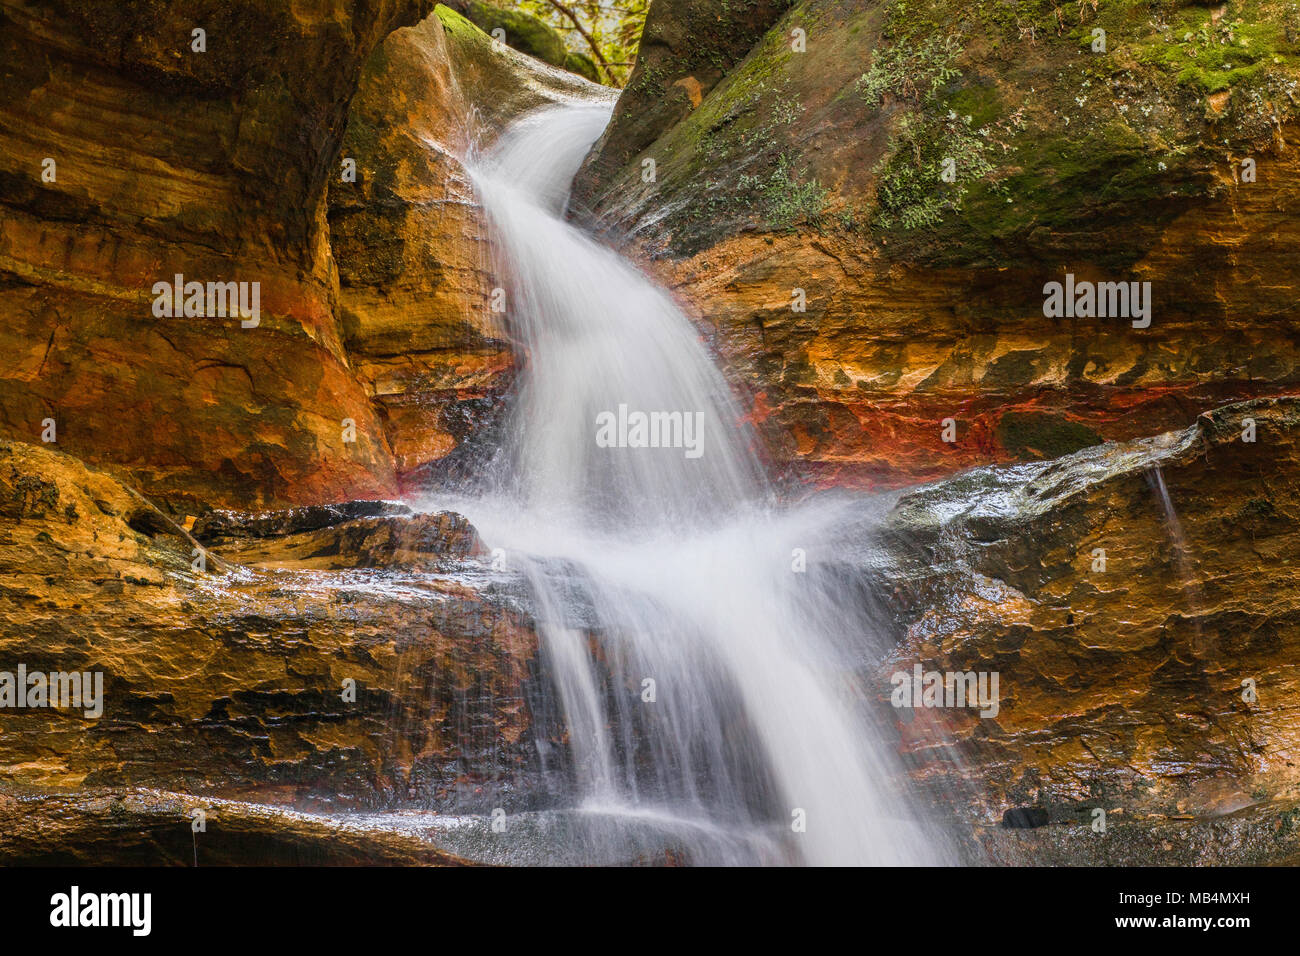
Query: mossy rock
459 0 567 68
565 50 600 82
576 0 1300 264
997 411 1104 460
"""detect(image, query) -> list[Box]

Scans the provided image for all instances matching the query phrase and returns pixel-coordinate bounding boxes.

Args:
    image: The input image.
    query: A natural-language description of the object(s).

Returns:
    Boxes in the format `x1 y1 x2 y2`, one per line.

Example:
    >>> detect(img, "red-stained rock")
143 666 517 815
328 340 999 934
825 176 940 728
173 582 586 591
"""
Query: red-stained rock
860 396 1300 829
573 0 1300 489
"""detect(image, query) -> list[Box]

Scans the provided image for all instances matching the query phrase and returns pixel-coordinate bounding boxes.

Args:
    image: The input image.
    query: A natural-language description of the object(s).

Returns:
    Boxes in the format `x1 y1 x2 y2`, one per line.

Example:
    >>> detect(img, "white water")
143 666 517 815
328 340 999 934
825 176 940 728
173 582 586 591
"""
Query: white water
425 104 949 865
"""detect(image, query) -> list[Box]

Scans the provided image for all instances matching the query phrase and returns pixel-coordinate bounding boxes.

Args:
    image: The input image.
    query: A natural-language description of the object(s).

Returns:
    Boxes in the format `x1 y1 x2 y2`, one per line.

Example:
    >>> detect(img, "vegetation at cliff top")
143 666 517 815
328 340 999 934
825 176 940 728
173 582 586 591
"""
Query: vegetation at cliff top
864 0 1300 240
511 0 649 85
578 0 1298 261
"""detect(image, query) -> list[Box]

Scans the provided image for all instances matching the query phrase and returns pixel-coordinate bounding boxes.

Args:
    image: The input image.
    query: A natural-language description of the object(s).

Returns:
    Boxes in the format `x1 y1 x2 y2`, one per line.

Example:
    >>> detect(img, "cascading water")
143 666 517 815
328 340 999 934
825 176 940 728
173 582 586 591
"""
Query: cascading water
425 103 951 865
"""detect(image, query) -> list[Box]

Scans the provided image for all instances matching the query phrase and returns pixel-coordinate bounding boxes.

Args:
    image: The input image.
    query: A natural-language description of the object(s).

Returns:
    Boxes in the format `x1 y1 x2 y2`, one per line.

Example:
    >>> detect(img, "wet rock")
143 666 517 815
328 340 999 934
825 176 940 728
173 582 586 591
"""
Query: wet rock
1001 806 1050 829
0 439 544 807
978 799 1300 866
0 787 470 866
193 500 418 541
199 507 486 571
329 5 615 492
857 396 1300 837
0 1 612 509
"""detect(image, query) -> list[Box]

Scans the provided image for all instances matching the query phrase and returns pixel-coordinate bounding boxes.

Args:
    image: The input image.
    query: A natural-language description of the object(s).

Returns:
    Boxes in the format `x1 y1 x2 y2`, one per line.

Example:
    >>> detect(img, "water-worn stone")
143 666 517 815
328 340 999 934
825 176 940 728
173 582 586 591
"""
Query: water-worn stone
0 1 610 508
858 396 1300 833
0 439 541 808
197 508 485 570
329 5 615 491
0 788 472 865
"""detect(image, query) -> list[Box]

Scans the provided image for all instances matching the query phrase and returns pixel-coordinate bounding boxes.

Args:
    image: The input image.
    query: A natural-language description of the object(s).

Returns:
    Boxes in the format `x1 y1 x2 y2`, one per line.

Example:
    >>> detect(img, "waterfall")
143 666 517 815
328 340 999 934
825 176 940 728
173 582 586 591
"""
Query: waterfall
426 104 950 865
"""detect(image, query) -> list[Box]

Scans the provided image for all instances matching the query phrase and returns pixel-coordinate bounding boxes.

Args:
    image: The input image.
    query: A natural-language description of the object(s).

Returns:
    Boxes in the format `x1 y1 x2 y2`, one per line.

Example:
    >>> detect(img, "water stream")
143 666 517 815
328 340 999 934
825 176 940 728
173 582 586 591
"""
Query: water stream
420 104 950 865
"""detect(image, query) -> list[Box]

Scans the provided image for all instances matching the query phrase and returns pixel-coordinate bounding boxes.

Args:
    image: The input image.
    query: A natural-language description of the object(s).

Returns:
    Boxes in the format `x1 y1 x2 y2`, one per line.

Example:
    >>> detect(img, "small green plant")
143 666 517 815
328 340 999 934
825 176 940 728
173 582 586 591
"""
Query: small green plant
858 34 963 107
738 154 829 229
764 155 829 228
858 30 1005 231
874 110 996 229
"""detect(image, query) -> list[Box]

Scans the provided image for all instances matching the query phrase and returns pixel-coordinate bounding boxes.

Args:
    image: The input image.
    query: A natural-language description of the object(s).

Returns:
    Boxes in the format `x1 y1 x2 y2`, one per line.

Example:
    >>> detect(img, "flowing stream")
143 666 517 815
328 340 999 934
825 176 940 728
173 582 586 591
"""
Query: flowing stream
422 103 950 865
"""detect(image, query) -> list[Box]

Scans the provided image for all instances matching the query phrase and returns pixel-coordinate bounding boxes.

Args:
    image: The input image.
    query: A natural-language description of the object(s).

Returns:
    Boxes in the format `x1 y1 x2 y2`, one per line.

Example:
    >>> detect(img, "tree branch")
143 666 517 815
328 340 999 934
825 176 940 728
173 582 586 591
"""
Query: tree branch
541 0 621 86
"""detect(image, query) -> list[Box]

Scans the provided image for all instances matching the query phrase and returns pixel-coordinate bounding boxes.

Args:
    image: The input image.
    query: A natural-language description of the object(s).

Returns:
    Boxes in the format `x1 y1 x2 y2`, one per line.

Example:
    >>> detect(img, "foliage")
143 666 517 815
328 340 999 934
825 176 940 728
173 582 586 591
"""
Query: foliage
739 153 829 230
860 31 1003 230
858 34 962 107
511 0 650 86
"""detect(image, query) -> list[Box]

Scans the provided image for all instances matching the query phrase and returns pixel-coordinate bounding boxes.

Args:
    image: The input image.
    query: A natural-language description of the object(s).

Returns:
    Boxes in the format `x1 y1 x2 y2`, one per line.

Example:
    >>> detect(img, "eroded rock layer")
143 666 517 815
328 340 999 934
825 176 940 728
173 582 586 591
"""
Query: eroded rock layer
859 396 1300 831
0 0 448 508
574 0 1300 488
329 6 614 491
0 1 612 509
0 439 541 807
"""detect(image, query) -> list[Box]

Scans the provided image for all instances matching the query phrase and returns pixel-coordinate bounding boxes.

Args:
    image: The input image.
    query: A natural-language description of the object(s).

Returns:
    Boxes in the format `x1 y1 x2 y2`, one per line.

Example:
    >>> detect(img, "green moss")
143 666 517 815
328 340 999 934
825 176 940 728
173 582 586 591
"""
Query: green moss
947 82 1001 127
564 50 599 82
640 12 827 244
997 412 1103 460
1133 5 1299 93
459 0 567 67
591 0 1299 262
954 119 1172 246
434 5 490 47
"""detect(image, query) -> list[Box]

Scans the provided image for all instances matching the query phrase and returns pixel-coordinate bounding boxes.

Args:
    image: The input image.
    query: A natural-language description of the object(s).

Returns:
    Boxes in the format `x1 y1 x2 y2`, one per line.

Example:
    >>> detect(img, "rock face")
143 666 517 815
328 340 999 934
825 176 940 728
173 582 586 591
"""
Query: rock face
193 505 485 571
573 0 1300 489
0 1 610 509
329 6 615 492
0 0 439 509
0 438 542 809
856 396 1300 836
573 0 792 212
0 789 471 866
3 391 1299 863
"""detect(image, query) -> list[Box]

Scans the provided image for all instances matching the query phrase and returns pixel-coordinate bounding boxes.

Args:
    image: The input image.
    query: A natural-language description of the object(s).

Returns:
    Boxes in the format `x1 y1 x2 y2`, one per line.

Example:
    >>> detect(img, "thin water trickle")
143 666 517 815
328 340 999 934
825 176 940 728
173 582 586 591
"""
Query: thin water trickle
420 104 951 865
1147 465 1207 652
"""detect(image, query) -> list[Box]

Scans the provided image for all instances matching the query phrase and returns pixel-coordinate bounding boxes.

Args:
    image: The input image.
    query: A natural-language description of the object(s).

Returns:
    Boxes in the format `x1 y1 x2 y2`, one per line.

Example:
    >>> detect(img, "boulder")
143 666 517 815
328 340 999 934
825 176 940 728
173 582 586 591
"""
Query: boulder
856 396 1300 831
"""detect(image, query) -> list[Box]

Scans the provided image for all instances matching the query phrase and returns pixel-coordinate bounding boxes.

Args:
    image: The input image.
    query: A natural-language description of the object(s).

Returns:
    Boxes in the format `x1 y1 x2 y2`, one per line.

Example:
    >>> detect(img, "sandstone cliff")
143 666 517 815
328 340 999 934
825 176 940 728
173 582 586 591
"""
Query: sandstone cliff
574 0 1300 488
0 437 544 809
0 1 607 510
329 6 614 492
864 396 1300 839
0 0 440 509
4 396 1299 863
